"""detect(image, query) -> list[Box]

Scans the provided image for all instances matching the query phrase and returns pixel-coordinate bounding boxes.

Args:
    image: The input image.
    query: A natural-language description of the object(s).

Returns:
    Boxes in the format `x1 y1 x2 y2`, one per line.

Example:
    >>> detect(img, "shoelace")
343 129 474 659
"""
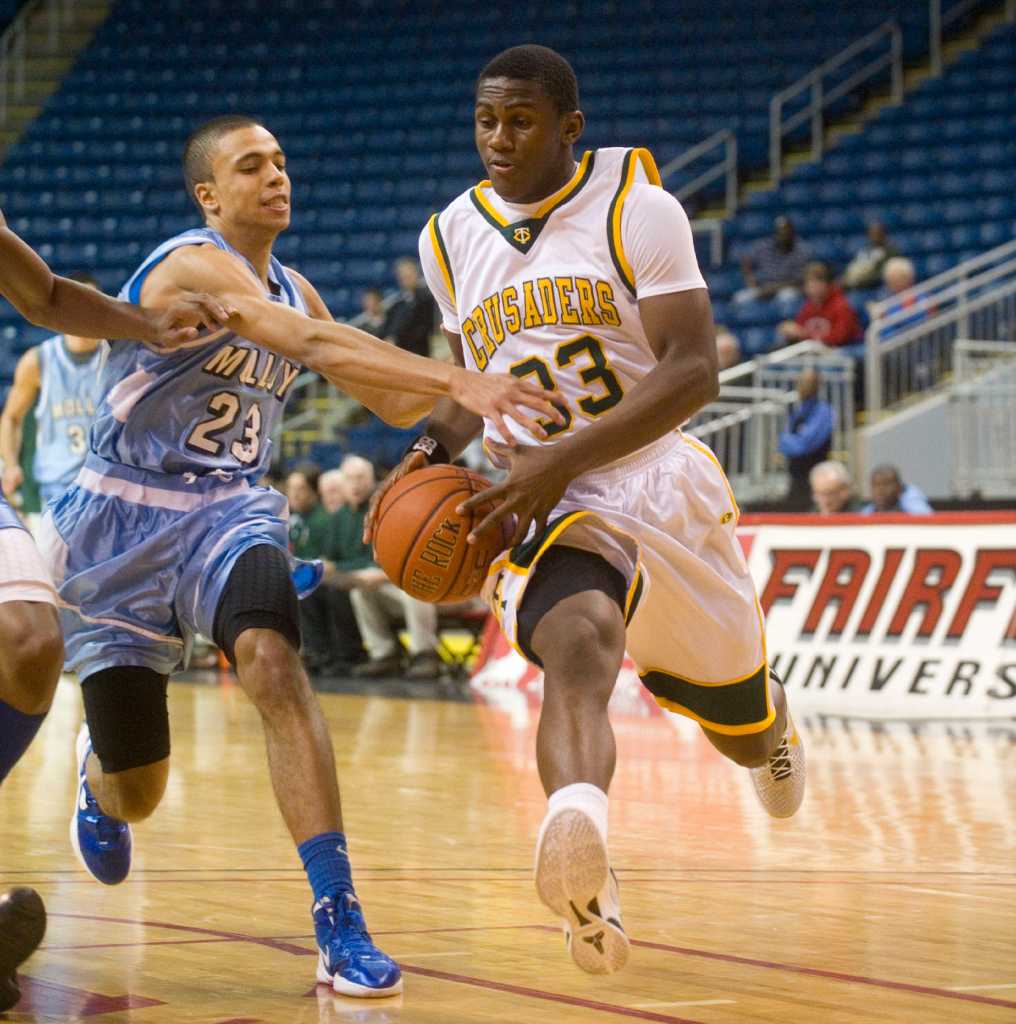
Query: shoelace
321 899 384 961
768 738 794 781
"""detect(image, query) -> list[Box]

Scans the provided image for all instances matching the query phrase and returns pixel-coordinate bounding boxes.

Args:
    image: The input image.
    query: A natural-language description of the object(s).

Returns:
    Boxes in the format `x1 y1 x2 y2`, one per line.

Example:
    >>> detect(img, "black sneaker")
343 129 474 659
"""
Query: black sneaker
405 651 443 680
0 887 46 1012
350 654 404 679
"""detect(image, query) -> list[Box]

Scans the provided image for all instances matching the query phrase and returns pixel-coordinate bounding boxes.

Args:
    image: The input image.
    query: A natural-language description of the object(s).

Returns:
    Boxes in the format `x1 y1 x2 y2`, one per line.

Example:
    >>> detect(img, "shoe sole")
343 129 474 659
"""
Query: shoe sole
534 809 629 975
316 953 404 997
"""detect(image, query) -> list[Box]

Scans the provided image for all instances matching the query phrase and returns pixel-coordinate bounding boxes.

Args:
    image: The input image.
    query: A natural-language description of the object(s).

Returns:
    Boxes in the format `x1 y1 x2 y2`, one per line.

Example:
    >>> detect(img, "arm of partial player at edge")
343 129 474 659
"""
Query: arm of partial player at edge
538 288 719 478
0 220 164 343
0 349 40 471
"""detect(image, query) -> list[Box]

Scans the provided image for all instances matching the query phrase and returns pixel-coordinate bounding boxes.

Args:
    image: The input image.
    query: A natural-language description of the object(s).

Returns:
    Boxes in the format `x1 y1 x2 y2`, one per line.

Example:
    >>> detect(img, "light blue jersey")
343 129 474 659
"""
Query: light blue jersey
34 335 103 505
42 227 312 679
91 226 306 482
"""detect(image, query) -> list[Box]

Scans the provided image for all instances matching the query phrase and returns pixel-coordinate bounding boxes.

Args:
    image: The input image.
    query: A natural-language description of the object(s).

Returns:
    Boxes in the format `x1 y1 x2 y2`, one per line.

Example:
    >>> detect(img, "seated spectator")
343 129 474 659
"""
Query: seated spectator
881 256 916 298
359 287 387 338
287 463 330 559
810 460 861 514
778 262 862 348
735 216 812 304
384 258 436 358
779 368 833 510
842 220 898 290
287 463 359 673
715 325 742 370
862 464 932 515
873 257 933 341
325 455 443 680
319 468 349 514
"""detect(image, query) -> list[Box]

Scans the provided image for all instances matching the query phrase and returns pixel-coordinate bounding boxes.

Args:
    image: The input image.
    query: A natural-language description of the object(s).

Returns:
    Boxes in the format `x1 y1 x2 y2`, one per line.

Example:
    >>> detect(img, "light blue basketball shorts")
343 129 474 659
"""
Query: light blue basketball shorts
38 454 291 679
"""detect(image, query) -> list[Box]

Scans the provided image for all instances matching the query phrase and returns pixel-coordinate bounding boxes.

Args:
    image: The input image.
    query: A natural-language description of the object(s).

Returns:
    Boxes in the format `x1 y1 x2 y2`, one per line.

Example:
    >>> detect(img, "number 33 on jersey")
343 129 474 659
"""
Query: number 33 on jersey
418 147 707 449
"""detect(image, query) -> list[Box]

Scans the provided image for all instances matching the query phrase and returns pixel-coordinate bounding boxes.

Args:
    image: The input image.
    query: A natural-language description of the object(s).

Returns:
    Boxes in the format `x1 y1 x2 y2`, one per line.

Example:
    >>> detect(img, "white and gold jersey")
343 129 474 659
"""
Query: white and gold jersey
418 146 706 450
418 148 772 732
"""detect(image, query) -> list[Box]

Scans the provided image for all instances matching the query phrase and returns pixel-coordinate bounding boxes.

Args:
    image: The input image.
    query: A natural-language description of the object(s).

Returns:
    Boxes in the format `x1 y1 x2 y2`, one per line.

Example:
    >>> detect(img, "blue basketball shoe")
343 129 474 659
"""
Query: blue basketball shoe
70 724 132 886
292 558 324 600
313 891 402 997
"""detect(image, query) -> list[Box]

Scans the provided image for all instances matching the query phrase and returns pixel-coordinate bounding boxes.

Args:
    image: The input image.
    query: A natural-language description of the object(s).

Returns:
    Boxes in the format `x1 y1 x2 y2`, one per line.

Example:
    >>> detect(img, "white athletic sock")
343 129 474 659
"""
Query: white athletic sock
543 782 609 844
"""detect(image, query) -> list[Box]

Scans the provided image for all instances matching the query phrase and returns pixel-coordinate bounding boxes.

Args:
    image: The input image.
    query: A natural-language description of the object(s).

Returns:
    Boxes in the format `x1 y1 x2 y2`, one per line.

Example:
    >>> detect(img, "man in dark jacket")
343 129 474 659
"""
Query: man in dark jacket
779 368 833 510
384 258 436 358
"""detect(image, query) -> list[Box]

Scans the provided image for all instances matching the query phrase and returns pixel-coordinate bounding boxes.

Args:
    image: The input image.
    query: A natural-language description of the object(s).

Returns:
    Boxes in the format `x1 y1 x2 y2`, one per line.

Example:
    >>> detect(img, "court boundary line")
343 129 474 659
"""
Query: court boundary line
396 964 706 1024
35 916 1016 1013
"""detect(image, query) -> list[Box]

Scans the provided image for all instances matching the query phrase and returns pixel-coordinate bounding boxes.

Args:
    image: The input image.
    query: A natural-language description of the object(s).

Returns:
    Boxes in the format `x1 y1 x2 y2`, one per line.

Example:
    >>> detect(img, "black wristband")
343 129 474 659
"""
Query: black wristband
406 435 450 464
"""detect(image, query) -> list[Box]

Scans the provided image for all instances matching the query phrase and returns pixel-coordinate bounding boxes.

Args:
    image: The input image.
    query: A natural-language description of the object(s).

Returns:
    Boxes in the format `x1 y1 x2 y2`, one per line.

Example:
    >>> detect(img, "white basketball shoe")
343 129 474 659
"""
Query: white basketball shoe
534 808 629 974
749 709 806 818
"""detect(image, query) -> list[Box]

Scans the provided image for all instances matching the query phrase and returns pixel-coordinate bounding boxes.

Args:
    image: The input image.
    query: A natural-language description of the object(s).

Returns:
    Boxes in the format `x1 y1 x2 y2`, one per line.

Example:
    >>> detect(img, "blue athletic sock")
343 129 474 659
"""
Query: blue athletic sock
298 831 354 903
0 698 47 785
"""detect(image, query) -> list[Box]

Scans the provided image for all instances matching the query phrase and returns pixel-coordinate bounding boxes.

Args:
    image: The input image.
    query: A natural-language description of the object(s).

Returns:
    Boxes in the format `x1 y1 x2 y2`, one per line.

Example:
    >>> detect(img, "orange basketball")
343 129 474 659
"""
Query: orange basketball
372 465 504 603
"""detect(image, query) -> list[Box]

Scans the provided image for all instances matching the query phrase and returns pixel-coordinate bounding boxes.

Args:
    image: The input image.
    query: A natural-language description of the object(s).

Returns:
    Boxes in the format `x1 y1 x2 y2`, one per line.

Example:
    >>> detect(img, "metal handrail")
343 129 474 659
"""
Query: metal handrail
660 129 738 218
0 0 80 130
930 0 1008 77
868 238 1016 321
865 272 1016 415
769 20 903 183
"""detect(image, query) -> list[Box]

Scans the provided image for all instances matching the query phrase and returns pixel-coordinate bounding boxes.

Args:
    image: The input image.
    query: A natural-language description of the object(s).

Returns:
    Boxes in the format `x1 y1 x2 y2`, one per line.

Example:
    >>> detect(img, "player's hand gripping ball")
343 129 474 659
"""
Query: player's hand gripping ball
372 465 507 602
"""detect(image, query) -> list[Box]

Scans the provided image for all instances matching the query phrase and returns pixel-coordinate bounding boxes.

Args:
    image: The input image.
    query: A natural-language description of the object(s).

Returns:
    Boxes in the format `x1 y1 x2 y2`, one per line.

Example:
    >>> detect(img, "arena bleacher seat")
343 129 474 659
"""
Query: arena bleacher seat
0 0 1011 374
717 20 1016 355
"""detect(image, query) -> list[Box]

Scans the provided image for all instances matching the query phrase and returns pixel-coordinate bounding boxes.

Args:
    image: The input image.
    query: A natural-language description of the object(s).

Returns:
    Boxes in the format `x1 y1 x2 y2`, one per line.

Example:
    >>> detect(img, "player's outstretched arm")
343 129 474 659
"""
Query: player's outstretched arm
151 245 563 435
363 328 484 543
0 212 232 346
285 268 435 428
0 348 41 498
461 287 719 546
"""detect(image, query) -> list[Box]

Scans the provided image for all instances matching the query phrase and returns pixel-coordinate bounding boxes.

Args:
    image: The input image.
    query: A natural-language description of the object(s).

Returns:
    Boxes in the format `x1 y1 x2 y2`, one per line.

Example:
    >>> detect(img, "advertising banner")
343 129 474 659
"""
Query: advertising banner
471 513 1016 720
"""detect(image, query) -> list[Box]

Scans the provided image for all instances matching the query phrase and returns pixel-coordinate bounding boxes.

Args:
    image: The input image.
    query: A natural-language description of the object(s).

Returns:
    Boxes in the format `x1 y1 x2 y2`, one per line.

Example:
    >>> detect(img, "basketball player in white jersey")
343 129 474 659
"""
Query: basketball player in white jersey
367 45 806 975
0 210 230 1012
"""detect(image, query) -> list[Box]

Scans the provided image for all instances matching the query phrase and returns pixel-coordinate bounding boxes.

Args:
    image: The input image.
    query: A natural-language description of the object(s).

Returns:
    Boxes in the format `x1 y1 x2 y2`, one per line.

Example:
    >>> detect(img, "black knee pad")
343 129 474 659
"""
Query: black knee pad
213 545 301 666
516 545 628 668
82 667 169 773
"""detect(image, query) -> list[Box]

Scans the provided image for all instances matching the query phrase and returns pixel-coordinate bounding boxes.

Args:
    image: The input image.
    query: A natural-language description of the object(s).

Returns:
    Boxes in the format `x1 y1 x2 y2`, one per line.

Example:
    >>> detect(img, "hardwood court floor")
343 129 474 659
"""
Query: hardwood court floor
1 675 1014 1024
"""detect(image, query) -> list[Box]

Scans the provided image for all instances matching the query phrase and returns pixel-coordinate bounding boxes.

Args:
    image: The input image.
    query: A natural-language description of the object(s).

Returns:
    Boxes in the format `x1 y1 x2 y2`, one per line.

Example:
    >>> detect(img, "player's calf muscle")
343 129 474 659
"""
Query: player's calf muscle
0 603 62 713
532 592 626 689
93 759 168 822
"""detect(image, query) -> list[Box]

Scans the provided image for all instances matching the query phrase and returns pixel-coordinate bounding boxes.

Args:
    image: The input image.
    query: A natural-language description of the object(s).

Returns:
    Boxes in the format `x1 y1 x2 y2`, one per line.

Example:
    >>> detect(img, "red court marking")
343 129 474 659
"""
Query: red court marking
17 976 164 1018
48 912 314 956
398 964 705 1023
606 933 1016 1012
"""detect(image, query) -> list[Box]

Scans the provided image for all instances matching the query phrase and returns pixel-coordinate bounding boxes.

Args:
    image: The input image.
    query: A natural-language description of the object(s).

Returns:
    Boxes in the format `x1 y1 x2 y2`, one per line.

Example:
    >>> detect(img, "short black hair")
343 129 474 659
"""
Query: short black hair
871 464 902 484
182 114 264 211
66 271 100 289
289 461 322 493
477 45 579 114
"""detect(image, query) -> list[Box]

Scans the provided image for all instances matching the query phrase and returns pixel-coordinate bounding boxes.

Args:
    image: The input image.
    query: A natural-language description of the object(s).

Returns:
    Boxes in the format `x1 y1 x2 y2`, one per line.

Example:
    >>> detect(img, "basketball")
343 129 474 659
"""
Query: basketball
372 465 504 602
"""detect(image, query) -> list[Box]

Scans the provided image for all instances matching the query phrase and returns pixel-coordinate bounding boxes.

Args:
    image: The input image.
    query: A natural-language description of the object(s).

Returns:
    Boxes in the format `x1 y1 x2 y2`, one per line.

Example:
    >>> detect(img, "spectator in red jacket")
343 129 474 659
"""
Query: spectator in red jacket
778 262 862 348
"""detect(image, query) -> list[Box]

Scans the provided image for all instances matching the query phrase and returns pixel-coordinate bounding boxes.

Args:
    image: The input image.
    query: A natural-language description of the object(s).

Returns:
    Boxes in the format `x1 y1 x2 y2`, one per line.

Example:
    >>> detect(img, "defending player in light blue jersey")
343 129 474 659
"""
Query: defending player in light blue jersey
39 115 560 1000
0 208 231 1013
1 273 105 509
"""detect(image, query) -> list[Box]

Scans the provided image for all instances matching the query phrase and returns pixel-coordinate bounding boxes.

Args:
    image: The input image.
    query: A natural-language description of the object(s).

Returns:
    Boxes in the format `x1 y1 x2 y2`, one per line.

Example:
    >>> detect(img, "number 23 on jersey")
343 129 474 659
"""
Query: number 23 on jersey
186 391 262 464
